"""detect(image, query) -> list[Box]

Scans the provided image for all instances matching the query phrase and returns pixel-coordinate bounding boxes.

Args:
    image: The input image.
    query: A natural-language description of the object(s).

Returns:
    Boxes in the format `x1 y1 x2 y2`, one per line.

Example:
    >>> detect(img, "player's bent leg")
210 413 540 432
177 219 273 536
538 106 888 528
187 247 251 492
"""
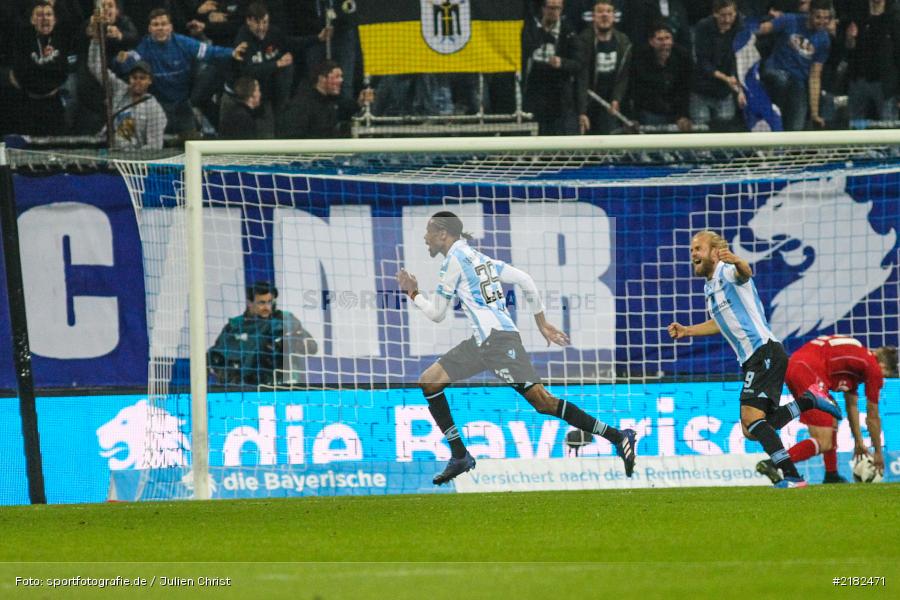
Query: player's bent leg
418 362 451 397
821 427 845 483
808 424 834 453
523 384 637 477
742 405 806 487
418 362 472 483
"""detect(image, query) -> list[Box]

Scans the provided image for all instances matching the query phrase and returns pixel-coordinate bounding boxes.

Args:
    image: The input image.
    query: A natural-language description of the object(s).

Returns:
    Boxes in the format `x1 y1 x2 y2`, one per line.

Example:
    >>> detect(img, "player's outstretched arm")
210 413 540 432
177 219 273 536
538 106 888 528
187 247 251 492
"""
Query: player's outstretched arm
866 399 884 471
713 248 752 282
668 318 720 339
534 312 570 347
844 391 869 458
396 268 452 322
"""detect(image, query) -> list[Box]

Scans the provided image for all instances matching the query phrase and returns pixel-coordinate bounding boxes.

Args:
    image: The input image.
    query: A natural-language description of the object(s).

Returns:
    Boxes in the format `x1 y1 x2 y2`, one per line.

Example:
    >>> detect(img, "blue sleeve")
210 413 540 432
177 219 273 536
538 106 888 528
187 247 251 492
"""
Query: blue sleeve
770 15 791 33
173 33 232 62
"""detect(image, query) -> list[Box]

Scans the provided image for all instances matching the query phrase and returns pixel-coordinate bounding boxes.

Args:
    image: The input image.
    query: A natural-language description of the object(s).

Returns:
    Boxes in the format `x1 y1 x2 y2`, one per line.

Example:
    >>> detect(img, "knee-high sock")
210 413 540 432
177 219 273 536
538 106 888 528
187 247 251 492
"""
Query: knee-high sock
767 391 819 430
424 389 467 459
788 438 819 464
823 430 838 472
748 418 800 478
554 398 623 445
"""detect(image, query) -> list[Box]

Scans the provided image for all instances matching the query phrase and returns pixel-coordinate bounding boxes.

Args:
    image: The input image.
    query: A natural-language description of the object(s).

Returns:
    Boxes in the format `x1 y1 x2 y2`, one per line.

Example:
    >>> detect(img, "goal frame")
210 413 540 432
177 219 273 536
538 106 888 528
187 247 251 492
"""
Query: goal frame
183 130 900 500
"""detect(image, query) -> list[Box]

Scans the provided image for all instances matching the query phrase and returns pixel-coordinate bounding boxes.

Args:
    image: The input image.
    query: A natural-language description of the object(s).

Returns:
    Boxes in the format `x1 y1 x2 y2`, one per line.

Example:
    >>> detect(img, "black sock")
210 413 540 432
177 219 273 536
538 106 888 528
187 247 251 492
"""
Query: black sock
748 418 799 478
555 399 623 445
424 389 467 459
767 400 802 430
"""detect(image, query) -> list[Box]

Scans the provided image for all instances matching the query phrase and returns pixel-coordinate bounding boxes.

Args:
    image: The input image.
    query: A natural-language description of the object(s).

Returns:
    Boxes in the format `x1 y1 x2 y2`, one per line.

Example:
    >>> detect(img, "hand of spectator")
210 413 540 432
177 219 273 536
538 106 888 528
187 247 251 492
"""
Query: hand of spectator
676 117 693 133
232 42 249 61
187 20 206 35
209 11 227 24
358 87 375 106
609 100 620 115
198 1 219 15
8 70 20 90
578 114 590 134
736 90 747 109
106 25 123 41
768 9 783 18
811 114 825 128
319 25 334 42
276 52 293 68
116 50 129 63
548 56 561 69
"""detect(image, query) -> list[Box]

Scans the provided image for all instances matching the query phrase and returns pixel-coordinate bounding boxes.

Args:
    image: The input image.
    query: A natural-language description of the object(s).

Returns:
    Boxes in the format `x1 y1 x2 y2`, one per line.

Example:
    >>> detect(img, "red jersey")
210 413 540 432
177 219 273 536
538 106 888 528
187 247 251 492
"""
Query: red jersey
790 335 884 404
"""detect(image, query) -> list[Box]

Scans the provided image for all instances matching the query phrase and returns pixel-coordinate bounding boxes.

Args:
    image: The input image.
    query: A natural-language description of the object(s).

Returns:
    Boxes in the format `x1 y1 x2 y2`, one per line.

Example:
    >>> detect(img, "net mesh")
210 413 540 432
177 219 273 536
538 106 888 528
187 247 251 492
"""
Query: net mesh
115 143 900 497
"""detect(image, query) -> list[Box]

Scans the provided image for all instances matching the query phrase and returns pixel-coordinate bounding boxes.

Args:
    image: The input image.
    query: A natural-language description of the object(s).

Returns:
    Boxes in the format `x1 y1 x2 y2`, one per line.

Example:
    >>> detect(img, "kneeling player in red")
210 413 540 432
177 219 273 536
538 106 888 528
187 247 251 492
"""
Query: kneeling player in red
757 336 896 484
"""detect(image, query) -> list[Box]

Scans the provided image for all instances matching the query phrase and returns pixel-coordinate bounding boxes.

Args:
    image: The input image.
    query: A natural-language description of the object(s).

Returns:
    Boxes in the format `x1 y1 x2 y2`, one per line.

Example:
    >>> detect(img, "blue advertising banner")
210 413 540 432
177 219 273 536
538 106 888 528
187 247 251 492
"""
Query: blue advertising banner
1 381 897 504
0 174 148 388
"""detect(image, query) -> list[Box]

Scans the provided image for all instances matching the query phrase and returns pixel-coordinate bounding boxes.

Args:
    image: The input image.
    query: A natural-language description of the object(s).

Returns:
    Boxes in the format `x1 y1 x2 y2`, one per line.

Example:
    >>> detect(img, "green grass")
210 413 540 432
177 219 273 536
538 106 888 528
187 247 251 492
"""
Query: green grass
1 485 898 598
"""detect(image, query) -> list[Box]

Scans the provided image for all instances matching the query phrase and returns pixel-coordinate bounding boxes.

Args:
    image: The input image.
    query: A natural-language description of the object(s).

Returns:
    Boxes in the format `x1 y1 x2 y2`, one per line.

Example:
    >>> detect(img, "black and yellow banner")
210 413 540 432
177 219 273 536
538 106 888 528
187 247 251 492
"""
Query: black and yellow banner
357 0 523 75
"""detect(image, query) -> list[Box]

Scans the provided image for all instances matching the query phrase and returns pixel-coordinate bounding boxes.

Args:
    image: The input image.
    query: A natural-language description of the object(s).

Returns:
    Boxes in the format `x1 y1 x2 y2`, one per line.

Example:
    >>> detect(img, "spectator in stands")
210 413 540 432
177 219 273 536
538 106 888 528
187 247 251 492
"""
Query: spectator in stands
844 0 900 123
576 0 632 134
280 60 372 138
622 0 692 52
283 1 358 100
523 0 580 135
628 21 693 131
15 0 84 48
118 7 245 136
218 75 267 138
758 0 832 130
72 0 139 135
87 29 167 149
180 1 245 47
208 281 318 386
8 1 74 135
692 0 746 131
231 1 294 119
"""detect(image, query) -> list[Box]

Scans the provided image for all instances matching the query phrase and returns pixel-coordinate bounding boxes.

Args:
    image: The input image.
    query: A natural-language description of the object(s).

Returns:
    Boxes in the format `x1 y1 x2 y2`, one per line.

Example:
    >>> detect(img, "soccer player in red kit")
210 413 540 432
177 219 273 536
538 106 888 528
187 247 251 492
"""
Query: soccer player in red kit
757 336 897 484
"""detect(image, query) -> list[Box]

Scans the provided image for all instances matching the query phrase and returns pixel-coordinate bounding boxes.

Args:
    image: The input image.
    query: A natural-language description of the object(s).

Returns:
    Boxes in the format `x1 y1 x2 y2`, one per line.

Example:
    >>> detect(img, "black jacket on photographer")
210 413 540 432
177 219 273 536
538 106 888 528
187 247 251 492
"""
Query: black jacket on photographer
208 309 317 385
522 13 581 135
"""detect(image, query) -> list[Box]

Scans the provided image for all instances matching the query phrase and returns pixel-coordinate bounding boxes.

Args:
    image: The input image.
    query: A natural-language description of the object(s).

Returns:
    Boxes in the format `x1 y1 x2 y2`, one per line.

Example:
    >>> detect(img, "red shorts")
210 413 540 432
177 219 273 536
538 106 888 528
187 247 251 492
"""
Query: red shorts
786 350 835 428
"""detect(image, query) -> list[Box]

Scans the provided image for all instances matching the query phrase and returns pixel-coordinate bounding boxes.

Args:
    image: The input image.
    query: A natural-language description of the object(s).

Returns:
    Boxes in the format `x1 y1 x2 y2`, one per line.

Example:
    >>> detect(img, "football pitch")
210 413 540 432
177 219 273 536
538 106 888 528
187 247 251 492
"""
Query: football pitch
1 485 897 599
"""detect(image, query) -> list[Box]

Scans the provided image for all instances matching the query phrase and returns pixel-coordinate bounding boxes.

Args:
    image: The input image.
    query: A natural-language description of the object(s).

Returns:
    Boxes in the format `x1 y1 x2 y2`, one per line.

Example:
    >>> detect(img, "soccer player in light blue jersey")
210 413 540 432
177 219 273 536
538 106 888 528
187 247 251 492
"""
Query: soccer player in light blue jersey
667 230 841 489
397 211 636 485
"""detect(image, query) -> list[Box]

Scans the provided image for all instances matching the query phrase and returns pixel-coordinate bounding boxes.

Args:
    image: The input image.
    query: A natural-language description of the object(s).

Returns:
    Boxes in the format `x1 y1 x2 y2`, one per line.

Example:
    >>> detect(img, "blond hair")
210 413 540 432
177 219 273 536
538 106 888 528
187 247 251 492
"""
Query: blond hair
875 346 898 378
692 230 728 251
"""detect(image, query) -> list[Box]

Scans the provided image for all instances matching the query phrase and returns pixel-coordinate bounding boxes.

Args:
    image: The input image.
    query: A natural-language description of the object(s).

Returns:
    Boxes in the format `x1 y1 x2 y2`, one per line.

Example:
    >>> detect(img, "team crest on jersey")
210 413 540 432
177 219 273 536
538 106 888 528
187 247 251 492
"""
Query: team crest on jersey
421 0 471 55
731 175 896 339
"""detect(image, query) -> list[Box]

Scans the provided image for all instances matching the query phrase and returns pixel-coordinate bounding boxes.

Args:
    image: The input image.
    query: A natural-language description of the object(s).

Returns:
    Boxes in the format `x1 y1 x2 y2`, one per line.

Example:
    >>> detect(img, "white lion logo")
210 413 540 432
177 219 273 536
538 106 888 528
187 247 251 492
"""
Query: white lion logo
97 400 190 470
732 176 896 338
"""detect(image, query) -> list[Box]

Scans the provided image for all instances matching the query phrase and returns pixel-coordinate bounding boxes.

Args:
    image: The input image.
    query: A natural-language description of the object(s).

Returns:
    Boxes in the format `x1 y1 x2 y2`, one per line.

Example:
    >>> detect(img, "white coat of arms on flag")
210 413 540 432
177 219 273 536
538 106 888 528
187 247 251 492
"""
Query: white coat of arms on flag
421 0 471 54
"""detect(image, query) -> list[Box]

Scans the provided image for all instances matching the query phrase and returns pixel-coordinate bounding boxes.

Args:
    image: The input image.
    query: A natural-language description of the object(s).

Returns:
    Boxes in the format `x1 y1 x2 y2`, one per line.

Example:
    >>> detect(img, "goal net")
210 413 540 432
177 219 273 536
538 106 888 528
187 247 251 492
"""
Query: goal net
114 133 900 500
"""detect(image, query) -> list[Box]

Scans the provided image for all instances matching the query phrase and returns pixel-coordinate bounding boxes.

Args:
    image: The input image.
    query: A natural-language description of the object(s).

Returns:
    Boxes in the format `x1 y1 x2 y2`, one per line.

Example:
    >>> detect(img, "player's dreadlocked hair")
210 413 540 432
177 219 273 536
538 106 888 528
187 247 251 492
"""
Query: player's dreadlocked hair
875 346 898 378
431 211 474 241
693 230 729 251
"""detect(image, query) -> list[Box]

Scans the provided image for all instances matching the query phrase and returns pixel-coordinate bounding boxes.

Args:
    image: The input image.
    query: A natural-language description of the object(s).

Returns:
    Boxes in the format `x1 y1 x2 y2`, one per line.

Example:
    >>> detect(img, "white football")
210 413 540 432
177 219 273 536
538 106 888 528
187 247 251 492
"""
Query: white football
852 454 883 483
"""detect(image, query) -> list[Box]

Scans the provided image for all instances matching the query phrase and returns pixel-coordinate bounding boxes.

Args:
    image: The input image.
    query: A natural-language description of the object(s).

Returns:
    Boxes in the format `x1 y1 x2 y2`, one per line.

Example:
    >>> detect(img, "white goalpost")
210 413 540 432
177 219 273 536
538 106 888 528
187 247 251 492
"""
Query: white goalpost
116 131 900 500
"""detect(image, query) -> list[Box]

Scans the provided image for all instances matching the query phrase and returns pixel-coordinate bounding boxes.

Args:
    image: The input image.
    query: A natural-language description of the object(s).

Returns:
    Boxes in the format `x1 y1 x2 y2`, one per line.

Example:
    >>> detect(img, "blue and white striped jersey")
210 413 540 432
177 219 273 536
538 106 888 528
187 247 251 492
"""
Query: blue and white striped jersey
436 240 519 343
704 261 778 364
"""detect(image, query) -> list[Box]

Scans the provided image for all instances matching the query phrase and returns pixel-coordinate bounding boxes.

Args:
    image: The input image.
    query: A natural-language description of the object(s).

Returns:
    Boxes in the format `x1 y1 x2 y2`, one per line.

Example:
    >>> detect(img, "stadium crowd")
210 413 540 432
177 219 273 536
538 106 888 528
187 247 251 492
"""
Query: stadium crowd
0 0 898 146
